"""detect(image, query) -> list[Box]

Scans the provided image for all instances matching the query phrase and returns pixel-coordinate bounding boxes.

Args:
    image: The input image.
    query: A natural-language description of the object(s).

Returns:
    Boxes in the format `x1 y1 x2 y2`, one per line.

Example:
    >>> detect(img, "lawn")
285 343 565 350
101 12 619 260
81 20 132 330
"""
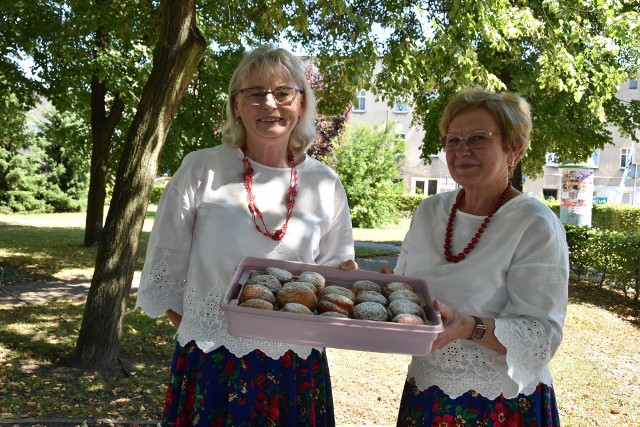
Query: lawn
1 210 639 426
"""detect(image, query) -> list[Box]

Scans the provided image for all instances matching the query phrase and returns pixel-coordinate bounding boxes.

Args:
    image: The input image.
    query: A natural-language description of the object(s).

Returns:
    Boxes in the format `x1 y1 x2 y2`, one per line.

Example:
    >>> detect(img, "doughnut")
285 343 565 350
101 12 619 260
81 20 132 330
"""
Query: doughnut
264 267 293 283
392 313 425 325
388 289 423 306
318 311 348 319
319 285 356 302
276 283 318 311
352 280 382 295
239 284 276 305
280 302 314 315
355 290 388 307
388 299 424 319
317 293 355 317
352 301 388 322
239 298 274 310
284 281 316 294
382 281 414 298
297 271 326 293
246 274 281 294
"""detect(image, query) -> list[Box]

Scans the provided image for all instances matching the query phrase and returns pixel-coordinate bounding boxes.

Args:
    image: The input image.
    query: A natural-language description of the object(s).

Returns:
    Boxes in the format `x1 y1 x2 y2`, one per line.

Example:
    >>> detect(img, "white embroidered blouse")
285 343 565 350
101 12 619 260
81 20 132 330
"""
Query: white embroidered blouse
135 144 355 360
394 190 569 399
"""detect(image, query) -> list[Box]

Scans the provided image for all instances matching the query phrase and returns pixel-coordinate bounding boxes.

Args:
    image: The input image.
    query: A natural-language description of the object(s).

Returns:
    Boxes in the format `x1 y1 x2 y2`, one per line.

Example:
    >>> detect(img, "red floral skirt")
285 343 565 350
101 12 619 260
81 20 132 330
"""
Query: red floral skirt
162 341 335 427
396 378 561 427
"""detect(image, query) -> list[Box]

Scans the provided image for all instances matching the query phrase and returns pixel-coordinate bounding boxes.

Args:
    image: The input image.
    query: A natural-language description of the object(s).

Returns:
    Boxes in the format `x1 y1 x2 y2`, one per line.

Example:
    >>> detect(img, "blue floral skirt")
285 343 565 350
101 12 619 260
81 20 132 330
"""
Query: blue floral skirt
162 341 335 427
396 378 560 427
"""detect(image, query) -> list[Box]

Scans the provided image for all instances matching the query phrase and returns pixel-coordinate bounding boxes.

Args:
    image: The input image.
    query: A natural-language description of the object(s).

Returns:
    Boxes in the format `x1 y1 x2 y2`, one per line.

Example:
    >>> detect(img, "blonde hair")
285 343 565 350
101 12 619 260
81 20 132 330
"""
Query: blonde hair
440 87 531 176
221 45 317 153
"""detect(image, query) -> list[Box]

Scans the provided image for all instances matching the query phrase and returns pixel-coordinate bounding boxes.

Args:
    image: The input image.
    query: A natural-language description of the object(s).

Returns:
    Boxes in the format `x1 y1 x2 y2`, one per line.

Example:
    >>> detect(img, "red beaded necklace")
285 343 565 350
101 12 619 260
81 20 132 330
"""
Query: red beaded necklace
444 182 512 263
241 146 299 241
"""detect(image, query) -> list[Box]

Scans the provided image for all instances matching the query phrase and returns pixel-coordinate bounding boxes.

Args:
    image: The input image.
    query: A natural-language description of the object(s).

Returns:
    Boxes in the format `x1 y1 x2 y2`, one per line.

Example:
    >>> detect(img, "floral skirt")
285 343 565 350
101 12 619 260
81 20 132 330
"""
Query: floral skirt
162 341 335 427
396 378 560 427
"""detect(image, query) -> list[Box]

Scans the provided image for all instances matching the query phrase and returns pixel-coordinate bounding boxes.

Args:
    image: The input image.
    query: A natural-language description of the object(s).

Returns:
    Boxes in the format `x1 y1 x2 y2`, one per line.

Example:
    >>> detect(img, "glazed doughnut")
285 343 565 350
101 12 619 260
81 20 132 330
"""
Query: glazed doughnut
382 281 414 298
352 301 388 321
239 283 277 305
297 271 326 293
388 299 424 319
264 267 293 284
276 283 318 311
355 290 388 307
239 298 274 311
246 274 282 294
392 313 425 325
352 280 382 295
319 285 356 302
280 302 314 315
388 289 423 306
317 293 354 317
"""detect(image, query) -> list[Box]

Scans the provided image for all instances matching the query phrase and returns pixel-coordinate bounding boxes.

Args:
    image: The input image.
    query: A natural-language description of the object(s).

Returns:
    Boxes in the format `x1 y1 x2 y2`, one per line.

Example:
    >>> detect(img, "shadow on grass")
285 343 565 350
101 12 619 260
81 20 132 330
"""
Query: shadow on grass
0 223 150 284
568 281 640 328
0 297 172 420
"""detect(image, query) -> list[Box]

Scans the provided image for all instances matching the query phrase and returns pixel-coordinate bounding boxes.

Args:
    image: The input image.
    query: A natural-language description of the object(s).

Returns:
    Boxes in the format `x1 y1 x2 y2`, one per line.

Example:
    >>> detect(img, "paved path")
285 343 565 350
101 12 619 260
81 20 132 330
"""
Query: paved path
0 243 400 306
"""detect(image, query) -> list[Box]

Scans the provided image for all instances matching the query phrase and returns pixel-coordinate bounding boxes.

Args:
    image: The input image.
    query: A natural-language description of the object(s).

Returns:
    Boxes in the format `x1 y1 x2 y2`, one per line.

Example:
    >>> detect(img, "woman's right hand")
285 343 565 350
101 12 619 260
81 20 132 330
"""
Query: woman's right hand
166 309 182 330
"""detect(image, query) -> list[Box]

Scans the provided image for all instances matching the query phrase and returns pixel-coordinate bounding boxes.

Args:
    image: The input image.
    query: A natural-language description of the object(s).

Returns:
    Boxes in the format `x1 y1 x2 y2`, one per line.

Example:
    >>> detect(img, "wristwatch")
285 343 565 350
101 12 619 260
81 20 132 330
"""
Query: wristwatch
471 315 486 340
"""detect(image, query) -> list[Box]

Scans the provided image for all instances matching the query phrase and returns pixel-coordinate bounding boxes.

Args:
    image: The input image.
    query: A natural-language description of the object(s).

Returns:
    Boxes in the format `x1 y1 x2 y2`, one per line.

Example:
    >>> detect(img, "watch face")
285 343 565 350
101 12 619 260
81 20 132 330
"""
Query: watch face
473 327 486 340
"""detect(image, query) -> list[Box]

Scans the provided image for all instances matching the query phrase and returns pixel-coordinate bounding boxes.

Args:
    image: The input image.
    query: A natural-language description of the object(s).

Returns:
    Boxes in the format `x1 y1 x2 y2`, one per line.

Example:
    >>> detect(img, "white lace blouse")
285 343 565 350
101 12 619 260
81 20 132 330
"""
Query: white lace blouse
394 190 569 399
135 144 355 360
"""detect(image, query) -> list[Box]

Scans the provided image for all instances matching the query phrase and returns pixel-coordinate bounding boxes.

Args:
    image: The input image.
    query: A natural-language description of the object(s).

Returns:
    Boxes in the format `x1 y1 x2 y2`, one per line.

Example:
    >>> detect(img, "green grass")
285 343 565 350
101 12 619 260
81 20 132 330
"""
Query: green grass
1 211 639 425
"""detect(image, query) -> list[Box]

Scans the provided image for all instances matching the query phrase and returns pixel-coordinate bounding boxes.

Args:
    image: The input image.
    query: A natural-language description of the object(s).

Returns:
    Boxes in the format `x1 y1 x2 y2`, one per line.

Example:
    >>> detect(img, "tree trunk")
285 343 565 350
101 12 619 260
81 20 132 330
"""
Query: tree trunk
84 76 125 247
74 0 206 368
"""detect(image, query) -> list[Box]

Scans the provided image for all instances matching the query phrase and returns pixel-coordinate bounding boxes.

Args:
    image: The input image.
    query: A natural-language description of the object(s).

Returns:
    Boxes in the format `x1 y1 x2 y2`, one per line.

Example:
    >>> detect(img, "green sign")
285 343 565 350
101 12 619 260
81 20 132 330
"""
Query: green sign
593 197 608 204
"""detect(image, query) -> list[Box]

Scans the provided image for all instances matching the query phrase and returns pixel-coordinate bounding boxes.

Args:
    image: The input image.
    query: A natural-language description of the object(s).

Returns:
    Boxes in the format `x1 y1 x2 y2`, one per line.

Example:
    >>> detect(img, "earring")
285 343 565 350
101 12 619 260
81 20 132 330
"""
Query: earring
509 161 515 168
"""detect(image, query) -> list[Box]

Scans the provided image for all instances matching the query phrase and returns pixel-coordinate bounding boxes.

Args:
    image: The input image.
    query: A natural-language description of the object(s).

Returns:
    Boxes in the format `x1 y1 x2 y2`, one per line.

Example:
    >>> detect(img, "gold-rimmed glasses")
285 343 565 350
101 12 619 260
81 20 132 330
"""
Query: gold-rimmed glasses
234 87 303 106
439 130 501 152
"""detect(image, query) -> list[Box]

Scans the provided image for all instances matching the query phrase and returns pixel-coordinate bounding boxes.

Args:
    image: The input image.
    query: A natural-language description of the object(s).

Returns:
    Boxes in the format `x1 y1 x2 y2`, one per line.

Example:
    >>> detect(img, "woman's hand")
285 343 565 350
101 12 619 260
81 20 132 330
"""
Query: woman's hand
166 309 182 330
430 300 506 354
430 300 474 351
337 259 358 270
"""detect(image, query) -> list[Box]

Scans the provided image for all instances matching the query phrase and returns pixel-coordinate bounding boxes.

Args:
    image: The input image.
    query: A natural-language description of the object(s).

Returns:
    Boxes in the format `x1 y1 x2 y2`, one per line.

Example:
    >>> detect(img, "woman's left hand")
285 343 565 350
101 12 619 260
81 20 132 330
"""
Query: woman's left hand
337 259 358 270
430 300 474 351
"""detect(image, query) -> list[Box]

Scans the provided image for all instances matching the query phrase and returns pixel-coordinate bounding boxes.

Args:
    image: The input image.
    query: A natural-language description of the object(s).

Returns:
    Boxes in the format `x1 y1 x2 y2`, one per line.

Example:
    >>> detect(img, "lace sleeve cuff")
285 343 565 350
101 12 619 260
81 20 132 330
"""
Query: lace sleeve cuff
494 316 558 391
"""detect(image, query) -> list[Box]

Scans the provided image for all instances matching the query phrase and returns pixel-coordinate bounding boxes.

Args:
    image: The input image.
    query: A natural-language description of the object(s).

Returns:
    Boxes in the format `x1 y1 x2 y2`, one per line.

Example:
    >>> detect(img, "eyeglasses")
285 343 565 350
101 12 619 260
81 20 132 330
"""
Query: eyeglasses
439 130 501 152
234 86 303 106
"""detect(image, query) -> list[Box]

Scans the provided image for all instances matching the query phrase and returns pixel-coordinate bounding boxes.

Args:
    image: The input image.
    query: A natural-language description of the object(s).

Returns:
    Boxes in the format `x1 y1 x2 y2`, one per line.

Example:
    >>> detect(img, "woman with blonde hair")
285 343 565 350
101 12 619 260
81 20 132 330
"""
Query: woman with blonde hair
136 44 356 426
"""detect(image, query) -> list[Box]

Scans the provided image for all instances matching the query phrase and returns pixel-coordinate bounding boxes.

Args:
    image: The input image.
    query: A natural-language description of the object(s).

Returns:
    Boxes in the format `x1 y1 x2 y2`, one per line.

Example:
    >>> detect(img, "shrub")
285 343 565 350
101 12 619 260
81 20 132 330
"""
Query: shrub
333 121 406 228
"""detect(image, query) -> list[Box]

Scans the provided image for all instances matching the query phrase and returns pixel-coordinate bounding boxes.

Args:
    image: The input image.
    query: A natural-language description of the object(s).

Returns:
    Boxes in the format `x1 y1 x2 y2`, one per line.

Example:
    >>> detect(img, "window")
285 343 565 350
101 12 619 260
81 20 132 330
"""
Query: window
393 97 409 113
545 152 560 166
630 79 638 89
542 189 558 200
414 179 438 195
620 148 633 168
591 149 600 167
354 90 366 112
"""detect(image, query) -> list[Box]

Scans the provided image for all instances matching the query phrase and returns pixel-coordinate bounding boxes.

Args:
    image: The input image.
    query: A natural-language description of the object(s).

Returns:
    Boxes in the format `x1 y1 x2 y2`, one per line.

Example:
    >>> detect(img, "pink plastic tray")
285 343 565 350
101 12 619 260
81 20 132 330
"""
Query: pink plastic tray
221 257 443 355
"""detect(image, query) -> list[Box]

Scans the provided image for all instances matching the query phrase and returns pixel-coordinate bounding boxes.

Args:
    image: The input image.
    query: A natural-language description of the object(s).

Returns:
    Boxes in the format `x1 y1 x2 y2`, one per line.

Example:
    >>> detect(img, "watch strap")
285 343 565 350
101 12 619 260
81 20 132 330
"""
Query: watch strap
471 315 486 340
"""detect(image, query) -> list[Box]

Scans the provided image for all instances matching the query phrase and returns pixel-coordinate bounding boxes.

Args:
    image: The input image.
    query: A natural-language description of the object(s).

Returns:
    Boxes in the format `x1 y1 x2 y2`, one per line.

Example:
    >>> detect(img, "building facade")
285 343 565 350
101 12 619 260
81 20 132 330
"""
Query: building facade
348 78 640 206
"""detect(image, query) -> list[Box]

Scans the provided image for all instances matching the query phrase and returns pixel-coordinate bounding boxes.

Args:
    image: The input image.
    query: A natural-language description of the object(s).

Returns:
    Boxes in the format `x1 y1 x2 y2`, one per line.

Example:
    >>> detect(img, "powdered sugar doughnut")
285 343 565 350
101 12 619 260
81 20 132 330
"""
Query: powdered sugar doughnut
392 313 425 325
264 267 293 283
280 302 314 315
276 283 318 311
352 280 382 295
319 285 356 302
239 284 277 305
388 289 422 306
239 298 274 311
297 271 326 293
382 281 413 298
246 274 281 294
352 301 388 321
388 299 424 319
355 290 388 307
